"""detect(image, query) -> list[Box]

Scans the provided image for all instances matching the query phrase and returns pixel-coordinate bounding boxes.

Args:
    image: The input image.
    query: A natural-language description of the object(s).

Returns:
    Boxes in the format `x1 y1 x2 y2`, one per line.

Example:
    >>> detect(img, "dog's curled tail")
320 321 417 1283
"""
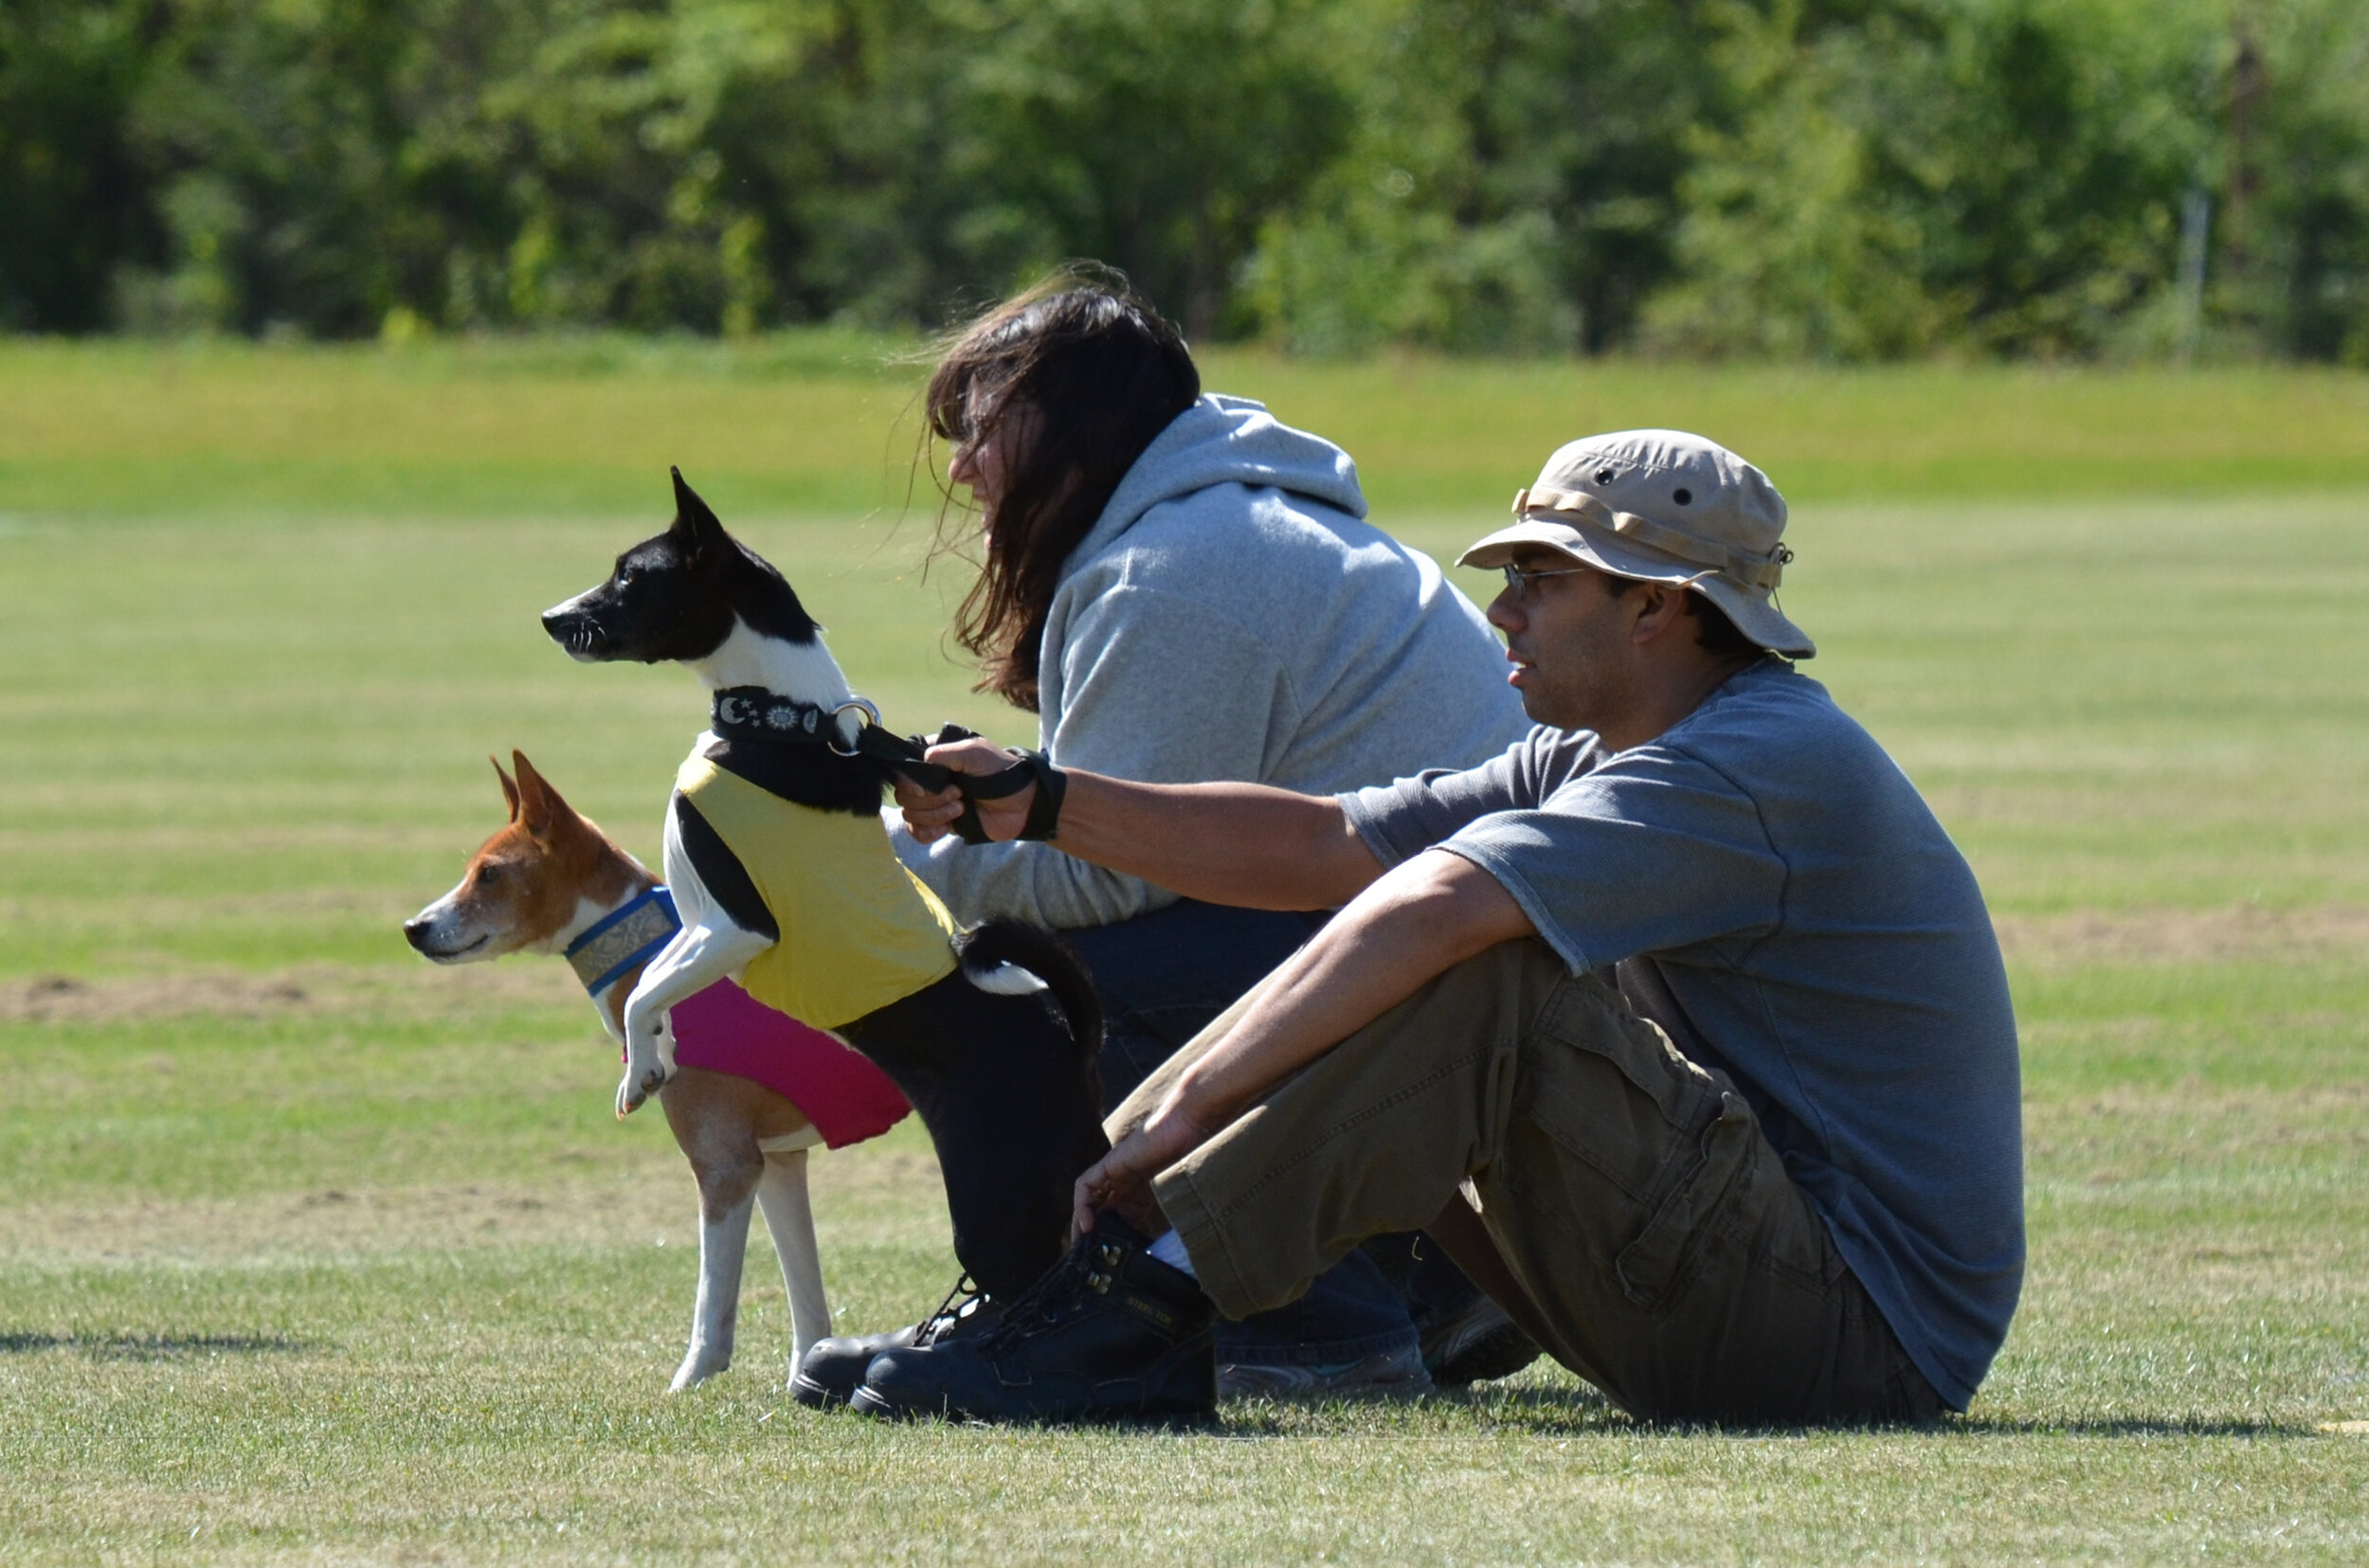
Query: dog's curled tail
956 918 1105 1060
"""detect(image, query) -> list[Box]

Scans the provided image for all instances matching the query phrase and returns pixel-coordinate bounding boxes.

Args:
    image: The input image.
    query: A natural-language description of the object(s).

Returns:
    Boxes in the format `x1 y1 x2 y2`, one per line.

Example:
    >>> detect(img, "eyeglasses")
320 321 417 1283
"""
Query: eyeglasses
1498 563 1593 599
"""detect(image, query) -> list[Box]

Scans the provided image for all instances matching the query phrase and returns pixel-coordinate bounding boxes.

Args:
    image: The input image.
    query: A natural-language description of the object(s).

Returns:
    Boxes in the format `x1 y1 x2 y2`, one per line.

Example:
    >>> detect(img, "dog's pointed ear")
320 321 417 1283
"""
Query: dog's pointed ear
511 750 565 840
492 755 521 821
669 466 725 557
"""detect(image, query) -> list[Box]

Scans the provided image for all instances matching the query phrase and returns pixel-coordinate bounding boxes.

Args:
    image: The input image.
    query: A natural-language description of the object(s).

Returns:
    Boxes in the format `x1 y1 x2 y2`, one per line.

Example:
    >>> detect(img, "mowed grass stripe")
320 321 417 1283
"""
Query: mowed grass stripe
6 338 2369 518
6 495 2365 969
5 949 2361 1198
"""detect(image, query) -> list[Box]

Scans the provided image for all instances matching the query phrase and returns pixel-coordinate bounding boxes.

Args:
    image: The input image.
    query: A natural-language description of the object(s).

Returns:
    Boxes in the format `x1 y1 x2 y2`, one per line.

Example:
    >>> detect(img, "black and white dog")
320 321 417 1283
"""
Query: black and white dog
539 469 1108 1312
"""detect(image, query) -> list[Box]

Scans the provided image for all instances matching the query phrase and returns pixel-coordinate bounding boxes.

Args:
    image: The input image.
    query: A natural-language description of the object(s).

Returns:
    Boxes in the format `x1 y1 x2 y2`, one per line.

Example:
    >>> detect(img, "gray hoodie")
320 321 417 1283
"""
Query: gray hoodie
891 393 1529 929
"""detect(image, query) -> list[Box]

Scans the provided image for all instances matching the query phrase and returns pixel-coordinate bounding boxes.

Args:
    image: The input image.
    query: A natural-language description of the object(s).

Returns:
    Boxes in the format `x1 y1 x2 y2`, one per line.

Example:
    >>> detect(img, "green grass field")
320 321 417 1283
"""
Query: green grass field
3 338 2366 1562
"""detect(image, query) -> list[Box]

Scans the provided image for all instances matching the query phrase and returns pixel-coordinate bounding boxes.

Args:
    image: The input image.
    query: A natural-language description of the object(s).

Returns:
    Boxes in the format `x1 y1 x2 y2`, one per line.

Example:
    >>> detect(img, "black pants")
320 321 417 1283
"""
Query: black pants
1064 898 1432 1369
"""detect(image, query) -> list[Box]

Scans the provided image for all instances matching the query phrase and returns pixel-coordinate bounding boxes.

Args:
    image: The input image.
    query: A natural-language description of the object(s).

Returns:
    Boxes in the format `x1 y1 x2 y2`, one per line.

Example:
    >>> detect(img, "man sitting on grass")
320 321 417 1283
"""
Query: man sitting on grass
865 429 2024 1426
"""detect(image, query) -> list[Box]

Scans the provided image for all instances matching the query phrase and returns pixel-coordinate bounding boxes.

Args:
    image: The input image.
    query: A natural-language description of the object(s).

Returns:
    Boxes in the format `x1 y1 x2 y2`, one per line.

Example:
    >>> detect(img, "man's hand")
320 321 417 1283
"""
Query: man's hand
892 737 1035 843
1069 851 1536 1236
1071 1100 1207 1239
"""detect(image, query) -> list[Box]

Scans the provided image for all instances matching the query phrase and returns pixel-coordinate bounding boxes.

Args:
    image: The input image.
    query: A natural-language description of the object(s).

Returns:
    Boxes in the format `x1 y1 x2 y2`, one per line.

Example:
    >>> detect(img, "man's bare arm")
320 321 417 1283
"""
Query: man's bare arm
1073 851 1535 1235
894 738 1384 911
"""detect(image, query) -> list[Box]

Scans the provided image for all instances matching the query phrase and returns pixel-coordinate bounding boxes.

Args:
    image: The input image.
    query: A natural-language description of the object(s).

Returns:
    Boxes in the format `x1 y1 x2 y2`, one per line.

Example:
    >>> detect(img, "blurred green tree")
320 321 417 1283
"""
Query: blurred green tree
0 0 162 332
2 0 2363 356
952 0 1355 340
1243 0 1721 355
2219 0 2369 363
1642 0 2215 359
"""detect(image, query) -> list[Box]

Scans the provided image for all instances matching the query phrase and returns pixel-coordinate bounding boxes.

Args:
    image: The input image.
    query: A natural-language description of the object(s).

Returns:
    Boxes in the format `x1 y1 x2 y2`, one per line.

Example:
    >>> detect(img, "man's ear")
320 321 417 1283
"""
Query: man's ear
1629 582 1692 646
669 466 726 558
510 749 566 840
492 756 521 822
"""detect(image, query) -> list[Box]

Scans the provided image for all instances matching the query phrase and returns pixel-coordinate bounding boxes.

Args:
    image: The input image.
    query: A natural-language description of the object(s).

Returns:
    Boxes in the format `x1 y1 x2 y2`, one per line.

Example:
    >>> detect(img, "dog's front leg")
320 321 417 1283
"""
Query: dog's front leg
617 921 769 1117
618 791 781 1117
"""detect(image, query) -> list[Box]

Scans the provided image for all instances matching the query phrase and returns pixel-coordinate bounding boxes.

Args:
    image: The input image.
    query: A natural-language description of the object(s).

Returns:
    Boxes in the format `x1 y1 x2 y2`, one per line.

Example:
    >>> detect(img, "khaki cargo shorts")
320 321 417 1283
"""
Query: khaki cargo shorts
1112 938 1944 1424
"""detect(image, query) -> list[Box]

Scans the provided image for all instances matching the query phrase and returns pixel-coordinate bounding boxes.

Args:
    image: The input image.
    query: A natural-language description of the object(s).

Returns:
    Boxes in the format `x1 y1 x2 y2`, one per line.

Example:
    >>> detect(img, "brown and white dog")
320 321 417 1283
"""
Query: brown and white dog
404 752 881 1390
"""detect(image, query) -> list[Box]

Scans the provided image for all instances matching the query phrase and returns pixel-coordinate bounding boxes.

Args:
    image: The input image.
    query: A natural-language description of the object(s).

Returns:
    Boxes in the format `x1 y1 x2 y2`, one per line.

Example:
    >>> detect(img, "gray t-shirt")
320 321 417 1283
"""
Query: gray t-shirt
1341 659 2022 1410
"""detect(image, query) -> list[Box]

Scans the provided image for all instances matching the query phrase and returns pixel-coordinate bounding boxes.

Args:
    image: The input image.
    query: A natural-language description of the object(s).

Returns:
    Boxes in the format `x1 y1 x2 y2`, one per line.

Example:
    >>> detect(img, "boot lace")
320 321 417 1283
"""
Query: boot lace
914 1272 984 1348
978 1232 1133 1350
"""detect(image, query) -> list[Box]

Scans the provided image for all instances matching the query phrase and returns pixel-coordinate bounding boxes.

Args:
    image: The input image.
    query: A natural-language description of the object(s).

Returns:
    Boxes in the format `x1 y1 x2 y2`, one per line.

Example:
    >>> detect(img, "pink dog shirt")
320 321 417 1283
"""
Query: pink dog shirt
667 979 911 1149
570 885 911 1148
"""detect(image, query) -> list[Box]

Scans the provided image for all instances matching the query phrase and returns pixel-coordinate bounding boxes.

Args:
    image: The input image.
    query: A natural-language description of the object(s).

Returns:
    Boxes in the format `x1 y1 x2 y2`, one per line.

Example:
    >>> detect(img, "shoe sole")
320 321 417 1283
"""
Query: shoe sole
1217 1343 1433 1401
846 1385 917 1420
1218 1371 1433 1401
790 1371 853 1410
848 1384 1216 1431
1429 1317 1544 1387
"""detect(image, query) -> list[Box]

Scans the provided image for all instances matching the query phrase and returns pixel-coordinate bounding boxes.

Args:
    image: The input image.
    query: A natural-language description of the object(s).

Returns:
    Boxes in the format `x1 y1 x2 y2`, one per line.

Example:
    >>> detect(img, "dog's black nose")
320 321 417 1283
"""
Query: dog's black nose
401 917 433 953
541 602 607 661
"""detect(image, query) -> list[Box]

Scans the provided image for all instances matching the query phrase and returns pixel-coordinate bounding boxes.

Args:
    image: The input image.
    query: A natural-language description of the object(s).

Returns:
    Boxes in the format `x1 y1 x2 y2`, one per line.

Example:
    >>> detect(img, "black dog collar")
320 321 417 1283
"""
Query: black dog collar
709 690 1067 844
710 688 861 745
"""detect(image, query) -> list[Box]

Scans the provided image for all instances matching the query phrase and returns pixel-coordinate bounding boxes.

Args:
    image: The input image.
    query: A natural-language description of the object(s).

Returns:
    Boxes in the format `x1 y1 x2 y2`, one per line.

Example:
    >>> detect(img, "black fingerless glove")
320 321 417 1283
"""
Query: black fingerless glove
945 746 1064 844
895 724 1064 845
1012 748 1066 841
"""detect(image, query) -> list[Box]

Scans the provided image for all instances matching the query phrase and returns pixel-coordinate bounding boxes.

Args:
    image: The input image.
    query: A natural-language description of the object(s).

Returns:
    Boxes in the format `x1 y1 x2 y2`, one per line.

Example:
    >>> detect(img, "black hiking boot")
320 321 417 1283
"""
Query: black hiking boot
790 1274 997 1409
1420 1292 1544 1387
1359 1231 1545 1388
849 1215 1216 1426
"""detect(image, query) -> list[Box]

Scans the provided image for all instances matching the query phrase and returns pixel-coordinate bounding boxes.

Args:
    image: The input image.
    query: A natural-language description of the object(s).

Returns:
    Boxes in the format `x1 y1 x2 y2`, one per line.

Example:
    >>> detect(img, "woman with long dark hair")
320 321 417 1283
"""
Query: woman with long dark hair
857 269 1532 1397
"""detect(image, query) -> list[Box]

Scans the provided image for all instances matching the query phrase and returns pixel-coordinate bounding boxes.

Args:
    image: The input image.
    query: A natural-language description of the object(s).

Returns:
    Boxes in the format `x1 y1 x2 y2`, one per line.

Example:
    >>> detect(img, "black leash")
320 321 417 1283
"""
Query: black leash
853 721 1062 843
710 688 1064 844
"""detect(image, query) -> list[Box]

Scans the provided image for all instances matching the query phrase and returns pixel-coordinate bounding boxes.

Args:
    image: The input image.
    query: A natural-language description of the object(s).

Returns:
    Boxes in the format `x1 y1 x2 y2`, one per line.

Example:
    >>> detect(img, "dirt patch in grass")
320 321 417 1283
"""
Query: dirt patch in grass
1994 905 2369 969
0 1143 946 1262
0 961 579 1025
12 904 2362 1026
2026 1080 2369 1161
0 1179 697 1259
2025 1080 2369 1146
0 821 486 856
12 904 2360 1028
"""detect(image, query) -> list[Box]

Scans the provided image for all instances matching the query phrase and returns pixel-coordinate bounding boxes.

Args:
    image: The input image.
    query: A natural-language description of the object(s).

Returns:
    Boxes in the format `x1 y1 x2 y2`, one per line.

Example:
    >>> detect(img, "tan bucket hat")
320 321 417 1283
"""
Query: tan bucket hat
1457 429 1813 658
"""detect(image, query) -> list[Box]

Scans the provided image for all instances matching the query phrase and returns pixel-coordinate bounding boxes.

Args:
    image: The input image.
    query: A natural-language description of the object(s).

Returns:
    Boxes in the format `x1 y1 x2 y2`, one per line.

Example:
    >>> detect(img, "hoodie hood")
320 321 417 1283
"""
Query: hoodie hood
1060 394 1367 582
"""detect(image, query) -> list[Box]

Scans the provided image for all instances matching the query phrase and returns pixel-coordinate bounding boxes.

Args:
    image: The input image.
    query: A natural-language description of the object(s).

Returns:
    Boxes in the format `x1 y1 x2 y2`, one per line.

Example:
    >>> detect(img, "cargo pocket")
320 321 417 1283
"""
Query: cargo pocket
1613 1088 1757 1311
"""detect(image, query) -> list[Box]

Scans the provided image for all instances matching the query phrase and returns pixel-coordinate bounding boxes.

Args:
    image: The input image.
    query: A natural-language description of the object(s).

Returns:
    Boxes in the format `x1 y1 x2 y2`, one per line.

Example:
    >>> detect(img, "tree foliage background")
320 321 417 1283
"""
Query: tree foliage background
3 0 2364 360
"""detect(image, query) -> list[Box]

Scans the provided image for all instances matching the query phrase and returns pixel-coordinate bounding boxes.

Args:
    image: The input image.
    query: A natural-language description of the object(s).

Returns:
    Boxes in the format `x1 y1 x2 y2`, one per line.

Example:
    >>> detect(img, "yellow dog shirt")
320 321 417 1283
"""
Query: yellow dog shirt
675 754 960 1030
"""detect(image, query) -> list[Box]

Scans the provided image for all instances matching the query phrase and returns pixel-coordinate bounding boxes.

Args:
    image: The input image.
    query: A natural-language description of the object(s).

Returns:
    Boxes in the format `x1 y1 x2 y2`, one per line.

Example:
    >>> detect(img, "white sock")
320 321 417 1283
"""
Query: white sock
1145 1228 1197 1278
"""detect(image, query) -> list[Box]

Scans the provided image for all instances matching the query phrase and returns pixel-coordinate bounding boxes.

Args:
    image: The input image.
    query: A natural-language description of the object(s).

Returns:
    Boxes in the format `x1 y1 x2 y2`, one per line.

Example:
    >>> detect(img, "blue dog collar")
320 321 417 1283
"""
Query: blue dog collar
565 887 680 997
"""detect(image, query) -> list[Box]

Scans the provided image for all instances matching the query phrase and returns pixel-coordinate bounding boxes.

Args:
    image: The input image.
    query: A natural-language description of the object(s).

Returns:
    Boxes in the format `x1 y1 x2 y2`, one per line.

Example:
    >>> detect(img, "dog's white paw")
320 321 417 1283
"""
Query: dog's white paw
670 1344 731 1392
616 1006 679 1118
616 1054 675 1118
